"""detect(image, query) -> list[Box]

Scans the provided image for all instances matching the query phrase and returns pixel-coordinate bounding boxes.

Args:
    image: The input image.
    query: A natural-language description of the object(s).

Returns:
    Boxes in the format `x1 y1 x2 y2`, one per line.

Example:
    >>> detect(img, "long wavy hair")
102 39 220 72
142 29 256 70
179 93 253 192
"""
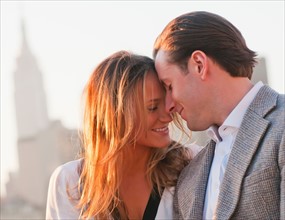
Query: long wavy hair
77 51 191 219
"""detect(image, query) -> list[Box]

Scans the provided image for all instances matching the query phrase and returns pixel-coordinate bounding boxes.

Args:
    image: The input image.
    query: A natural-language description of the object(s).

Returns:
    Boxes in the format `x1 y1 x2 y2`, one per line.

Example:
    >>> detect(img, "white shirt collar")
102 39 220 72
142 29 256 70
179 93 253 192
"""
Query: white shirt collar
207 125 221 143
207 81 264 142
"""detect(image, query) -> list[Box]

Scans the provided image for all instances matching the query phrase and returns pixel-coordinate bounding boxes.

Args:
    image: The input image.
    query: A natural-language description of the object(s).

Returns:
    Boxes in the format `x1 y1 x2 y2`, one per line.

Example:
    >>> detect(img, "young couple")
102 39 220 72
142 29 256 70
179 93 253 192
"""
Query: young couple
46 11 284 220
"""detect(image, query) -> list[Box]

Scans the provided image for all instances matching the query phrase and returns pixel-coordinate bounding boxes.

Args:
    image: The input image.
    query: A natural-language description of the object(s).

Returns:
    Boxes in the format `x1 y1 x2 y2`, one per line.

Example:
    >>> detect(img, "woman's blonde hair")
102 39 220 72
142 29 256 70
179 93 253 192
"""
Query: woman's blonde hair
77 51 191 219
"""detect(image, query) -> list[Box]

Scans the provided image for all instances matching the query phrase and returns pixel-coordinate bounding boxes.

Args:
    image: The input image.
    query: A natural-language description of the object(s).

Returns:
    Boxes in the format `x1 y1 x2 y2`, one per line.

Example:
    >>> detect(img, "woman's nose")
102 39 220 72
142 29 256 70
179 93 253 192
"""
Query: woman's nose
160 109 173 123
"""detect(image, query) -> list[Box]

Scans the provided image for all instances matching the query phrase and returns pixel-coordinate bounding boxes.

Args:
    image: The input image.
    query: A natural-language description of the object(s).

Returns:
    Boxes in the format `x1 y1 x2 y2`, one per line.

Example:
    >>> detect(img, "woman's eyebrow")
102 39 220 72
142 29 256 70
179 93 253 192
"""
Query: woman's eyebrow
147 98 160 103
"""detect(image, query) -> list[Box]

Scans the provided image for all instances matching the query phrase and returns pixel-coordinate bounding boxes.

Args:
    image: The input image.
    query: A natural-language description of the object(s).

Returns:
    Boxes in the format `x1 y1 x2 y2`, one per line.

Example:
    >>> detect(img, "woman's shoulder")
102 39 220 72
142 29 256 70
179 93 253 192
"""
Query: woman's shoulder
170 140 203 158
46 159 83 219
49 159 83 187
186 143 204 157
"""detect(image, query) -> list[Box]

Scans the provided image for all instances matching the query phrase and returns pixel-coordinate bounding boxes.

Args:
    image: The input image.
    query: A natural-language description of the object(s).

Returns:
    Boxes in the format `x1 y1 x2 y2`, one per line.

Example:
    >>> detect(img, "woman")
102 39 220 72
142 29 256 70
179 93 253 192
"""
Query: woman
46 51 197 219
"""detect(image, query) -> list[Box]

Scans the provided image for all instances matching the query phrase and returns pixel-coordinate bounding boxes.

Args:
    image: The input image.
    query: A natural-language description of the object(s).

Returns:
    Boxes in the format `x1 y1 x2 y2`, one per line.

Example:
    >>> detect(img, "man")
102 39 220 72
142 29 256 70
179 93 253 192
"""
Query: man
153 11 284 219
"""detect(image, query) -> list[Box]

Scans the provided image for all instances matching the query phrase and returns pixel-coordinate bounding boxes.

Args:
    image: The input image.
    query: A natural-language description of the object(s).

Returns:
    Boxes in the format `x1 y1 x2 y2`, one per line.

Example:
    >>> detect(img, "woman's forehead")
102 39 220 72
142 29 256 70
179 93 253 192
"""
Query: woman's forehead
144 71 164 101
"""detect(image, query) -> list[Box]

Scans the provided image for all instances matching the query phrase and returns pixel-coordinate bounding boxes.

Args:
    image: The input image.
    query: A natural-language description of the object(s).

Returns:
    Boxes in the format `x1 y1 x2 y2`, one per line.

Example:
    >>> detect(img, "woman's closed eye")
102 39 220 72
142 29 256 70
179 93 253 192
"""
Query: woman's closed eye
148 106 158 112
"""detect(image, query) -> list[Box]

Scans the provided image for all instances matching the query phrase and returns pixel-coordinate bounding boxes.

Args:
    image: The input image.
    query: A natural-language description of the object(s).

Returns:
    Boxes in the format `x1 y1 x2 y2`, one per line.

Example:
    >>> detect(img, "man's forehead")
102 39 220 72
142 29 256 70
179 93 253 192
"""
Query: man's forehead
155 50 169 63
155 51 171 74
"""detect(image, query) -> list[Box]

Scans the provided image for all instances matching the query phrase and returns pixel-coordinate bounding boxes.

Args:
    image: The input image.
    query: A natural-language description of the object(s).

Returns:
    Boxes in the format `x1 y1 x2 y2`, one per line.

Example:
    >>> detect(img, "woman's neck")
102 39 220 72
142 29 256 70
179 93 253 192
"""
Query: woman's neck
123 145 151 176
119 145 153 219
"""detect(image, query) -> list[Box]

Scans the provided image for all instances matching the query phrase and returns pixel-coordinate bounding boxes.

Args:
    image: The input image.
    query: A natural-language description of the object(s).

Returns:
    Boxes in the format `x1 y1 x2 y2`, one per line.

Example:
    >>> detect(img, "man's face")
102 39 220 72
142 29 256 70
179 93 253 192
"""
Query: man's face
155 50 210 131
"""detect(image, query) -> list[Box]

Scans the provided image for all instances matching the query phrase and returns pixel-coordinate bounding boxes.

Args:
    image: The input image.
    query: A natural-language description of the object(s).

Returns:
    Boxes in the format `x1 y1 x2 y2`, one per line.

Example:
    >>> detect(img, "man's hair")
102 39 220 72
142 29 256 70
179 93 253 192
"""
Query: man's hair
153 11 257 78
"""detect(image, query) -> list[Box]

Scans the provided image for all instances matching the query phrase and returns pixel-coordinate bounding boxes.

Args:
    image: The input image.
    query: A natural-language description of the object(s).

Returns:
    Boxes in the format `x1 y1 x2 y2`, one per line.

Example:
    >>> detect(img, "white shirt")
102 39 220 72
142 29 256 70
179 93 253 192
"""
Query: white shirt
203 81 264 220
46 159 176 220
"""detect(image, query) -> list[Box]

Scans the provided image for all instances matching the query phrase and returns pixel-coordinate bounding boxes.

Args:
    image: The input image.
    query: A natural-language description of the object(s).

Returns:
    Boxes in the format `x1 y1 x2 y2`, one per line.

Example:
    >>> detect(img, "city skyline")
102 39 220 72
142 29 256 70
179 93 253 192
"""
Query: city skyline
1 1 284 197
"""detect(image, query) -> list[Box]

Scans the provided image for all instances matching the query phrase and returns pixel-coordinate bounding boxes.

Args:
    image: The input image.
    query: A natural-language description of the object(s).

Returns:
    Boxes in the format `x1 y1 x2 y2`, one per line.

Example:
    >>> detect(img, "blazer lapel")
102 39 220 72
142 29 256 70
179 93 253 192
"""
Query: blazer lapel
216 85 278 219
178 140 216 219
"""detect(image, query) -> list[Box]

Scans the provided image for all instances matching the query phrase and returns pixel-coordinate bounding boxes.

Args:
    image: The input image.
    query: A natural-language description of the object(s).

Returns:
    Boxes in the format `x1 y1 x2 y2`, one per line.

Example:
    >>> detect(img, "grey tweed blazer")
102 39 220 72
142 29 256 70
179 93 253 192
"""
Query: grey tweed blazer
174 85 285 220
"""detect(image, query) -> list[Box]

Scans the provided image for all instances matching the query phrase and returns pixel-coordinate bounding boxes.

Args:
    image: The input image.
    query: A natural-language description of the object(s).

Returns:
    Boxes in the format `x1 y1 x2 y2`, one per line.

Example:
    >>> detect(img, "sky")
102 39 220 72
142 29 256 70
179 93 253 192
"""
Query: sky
1 1 284 196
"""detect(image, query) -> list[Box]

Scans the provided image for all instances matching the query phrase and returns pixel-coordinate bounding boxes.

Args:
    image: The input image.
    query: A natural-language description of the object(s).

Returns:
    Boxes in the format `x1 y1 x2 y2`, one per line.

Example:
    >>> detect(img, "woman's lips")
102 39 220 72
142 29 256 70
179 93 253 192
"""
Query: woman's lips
152 126 169 135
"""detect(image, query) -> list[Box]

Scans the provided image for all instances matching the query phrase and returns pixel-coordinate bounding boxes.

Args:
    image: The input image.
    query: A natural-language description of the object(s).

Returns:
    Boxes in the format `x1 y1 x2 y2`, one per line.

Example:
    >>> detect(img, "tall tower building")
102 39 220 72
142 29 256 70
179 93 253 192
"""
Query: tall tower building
3 21 80 218
14 21 49 139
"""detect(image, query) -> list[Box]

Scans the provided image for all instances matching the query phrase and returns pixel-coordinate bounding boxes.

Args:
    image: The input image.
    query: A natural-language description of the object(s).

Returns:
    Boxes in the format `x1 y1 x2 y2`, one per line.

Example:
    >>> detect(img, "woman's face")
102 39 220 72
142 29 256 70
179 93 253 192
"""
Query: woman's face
136 70 173 149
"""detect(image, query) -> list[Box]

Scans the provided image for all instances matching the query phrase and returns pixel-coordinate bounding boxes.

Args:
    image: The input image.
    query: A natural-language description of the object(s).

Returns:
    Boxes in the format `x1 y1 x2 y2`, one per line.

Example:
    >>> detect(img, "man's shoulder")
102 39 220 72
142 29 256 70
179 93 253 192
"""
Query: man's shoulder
257 85 284 103
249 85 284 117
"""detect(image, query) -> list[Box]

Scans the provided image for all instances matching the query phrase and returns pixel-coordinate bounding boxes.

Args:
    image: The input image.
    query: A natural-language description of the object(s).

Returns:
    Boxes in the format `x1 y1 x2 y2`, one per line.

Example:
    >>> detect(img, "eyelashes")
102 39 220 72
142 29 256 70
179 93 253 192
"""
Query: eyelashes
148 106 158 112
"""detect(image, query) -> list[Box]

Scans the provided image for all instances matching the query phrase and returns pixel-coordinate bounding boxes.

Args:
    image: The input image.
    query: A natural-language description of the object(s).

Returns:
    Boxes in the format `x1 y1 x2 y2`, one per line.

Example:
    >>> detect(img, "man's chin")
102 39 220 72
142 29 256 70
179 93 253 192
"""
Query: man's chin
187 122 210 132
186 121 200 132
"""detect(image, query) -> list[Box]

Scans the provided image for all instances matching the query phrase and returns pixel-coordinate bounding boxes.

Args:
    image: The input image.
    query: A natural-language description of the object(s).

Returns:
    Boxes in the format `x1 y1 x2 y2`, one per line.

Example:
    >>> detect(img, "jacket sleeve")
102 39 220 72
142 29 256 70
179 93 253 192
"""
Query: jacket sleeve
280 130 285 220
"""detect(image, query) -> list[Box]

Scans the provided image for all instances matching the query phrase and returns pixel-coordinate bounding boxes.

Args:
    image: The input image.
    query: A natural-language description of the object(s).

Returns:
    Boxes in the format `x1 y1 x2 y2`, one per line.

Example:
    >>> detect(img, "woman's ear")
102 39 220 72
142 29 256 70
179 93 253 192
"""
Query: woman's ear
187 50 208 80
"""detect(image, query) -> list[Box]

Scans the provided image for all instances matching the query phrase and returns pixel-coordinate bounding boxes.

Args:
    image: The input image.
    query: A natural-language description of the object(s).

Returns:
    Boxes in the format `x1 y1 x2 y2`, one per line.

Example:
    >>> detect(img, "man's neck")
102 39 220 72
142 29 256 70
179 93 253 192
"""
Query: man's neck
215 77 254 126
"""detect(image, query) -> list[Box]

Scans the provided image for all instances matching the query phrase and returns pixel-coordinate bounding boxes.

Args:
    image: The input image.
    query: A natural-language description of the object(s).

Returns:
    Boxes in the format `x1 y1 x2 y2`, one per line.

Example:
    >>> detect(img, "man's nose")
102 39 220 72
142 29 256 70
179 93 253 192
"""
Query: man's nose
165 92 176 113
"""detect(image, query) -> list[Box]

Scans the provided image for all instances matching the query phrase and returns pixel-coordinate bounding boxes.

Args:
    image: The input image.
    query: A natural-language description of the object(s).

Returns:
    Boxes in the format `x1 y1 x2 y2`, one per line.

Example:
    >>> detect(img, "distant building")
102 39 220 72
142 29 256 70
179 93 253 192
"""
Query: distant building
2 21 80 218
251 57 268 85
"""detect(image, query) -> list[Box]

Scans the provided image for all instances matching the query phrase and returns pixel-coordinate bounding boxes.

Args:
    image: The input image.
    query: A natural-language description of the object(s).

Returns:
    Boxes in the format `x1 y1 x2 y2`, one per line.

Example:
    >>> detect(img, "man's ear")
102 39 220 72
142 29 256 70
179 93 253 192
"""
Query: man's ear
187 50 208 80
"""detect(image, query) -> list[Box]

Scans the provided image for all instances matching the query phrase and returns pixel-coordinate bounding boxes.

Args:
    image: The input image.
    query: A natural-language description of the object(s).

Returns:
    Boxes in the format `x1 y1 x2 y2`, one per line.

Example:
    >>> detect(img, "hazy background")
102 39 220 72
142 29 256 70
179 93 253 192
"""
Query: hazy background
1 1 284 197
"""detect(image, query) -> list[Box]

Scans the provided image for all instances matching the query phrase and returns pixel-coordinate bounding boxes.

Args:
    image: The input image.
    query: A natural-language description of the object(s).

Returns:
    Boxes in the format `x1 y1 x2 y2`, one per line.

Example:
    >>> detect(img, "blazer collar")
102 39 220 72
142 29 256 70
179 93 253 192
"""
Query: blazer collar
248 85 278 117
215 85 279 219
